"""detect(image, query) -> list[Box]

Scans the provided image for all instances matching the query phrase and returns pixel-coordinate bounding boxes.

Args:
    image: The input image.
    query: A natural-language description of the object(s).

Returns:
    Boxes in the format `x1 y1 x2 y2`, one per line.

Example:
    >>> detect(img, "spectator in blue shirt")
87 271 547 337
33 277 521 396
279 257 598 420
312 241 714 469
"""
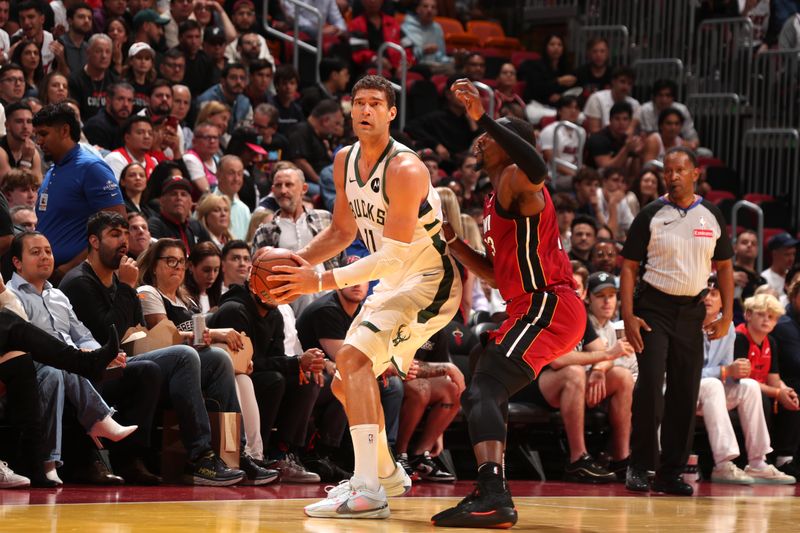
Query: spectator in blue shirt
197 62 253 134
32 103 125 283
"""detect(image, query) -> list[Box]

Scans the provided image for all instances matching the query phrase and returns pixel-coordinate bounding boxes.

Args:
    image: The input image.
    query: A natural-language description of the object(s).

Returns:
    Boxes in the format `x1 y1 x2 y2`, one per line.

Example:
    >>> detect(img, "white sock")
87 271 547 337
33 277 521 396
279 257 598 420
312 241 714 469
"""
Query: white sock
748 458 768 470
776 456 793 467
350 424 380 491
43 461 62 484
377 427 396 479
715 460 733 469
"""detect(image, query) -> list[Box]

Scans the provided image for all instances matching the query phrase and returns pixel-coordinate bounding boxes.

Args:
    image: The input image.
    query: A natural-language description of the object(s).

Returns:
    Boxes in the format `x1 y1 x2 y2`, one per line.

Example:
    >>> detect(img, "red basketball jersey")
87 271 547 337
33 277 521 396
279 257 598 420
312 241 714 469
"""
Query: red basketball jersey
482 187 576 305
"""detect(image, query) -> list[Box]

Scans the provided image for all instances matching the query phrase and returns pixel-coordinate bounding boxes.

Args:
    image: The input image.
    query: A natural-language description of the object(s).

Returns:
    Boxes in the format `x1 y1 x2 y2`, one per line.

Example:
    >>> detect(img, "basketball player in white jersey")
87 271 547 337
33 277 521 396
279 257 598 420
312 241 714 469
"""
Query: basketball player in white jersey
267 75 462 519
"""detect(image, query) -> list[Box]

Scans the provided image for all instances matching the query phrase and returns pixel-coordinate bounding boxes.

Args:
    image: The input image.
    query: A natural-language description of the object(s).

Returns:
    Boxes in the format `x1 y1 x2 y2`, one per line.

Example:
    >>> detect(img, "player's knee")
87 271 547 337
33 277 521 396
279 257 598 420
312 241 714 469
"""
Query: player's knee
331 376 346 402
336 346 372 376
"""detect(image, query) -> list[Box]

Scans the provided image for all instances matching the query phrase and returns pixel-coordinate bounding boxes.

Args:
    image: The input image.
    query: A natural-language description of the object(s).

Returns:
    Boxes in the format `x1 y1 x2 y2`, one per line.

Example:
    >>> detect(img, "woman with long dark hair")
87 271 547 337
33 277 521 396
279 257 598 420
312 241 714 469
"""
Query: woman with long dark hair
626 167 665 216
12 40 43 98
119 162 157 219
37 71 69 105
520 34 577 106
185 242 223 313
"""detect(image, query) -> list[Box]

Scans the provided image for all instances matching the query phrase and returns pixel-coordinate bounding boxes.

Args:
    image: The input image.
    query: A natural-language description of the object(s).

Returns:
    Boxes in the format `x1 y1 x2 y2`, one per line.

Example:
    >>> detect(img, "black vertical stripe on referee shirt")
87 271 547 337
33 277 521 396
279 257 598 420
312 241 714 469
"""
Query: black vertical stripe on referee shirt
514 216 546 293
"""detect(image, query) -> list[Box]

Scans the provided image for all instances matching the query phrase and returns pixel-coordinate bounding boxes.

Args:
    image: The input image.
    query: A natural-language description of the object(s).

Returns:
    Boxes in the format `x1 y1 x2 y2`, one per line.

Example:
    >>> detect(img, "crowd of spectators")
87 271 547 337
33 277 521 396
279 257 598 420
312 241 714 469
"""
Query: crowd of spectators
0 0 799 491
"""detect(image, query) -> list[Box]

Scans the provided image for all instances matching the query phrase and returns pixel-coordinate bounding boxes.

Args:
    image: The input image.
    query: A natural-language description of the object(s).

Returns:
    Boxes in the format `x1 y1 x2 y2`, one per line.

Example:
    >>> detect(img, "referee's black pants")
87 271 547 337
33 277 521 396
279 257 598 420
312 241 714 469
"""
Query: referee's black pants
631 286 706 478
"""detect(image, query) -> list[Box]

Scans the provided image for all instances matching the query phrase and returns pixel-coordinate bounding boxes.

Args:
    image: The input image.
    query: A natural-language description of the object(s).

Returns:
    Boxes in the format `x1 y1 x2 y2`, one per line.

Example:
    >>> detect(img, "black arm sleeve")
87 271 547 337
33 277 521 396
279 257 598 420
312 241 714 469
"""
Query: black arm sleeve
476 114 547 184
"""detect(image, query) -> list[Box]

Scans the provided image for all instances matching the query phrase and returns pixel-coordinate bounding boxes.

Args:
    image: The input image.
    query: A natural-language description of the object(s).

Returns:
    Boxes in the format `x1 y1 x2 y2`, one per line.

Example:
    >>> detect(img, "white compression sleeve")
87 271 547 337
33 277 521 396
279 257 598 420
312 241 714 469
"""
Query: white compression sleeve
332 237 411 288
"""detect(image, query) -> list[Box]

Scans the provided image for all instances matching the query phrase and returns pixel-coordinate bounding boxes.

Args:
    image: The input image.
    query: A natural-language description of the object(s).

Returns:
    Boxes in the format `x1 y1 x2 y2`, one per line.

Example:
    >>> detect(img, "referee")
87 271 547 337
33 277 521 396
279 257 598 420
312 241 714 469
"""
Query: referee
620 147 734 495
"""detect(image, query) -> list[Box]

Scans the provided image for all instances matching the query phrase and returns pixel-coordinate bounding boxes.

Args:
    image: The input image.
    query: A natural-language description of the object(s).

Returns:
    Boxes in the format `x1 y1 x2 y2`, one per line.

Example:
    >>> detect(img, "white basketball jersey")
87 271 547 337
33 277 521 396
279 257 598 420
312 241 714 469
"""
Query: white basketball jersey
344 138 444 262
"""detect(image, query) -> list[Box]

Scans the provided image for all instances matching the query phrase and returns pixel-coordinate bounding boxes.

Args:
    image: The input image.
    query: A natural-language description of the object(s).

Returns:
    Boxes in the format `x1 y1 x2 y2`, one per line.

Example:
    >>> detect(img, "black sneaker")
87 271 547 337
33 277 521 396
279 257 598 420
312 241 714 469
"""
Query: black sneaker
651 474 693 496
608 457 630 482
625 466 651 492
412 451 455 482
239 454 279 486
185 452 245 486
777 460 800 479
431 465 517 528
302 455 352 483
398 453 419 481
564 454 616 484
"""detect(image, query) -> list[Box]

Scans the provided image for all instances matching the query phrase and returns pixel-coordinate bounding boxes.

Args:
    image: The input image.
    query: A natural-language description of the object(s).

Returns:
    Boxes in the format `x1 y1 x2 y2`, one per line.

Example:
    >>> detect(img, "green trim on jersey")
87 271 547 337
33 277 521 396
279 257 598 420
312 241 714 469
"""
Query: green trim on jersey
359 321 381 333
354 138 395 187
417 233 455 324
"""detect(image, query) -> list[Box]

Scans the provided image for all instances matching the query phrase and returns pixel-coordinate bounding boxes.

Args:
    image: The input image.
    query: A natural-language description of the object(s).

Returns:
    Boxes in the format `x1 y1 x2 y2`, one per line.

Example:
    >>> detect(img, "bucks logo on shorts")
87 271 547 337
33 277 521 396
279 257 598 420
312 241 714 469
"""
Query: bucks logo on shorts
392 324 411 346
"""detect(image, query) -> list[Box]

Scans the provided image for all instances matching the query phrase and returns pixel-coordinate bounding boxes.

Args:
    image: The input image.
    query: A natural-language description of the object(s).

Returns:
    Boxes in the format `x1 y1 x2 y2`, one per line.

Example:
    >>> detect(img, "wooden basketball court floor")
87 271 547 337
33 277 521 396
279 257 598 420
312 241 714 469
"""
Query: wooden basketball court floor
2 481 799 532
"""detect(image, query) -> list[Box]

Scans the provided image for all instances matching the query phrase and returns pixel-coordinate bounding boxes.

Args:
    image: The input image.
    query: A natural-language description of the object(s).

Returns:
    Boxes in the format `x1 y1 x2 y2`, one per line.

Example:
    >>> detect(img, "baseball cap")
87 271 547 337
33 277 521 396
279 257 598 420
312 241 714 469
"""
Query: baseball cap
133 9 170 28
767 232 800 251
587 271 617 295
128 42 155 58
161 176 193 195
204 26 226 45
230 127 267 155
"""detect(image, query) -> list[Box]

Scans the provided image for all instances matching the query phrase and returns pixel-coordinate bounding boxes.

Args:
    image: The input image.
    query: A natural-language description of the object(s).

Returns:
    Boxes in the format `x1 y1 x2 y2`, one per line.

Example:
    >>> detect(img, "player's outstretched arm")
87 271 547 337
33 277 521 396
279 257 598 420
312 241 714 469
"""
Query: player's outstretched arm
451 79 548 187
296 147 359 266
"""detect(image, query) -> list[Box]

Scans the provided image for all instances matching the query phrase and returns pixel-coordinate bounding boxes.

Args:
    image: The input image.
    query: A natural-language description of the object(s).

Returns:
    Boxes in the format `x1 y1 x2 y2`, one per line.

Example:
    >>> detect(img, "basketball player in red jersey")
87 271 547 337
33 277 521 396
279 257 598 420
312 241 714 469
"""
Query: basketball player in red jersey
431 80 586 528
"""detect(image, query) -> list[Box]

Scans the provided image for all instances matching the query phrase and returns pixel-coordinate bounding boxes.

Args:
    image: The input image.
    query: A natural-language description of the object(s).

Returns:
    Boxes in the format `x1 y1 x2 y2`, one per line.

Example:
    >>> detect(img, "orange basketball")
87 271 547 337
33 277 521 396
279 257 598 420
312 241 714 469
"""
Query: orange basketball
249 248 303 306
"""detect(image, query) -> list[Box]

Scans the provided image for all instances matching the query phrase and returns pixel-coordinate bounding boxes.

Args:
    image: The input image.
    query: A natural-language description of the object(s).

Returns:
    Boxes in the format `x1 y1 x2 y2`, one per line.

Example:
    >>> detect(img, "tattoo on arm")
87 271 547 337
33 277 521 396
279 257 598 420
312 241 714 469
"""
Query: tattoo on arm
416 362 449 379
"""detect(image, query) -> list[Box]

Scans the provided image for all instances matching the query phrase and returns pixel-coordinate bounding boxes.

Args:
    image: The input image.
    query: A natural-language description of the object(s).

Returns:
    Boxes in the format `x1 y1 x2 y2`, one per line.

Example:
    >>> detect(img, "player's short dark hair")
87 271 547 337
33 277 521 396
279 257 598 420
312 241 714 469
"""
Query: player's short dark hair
87 211 128 250
571 214 598 234
32 102 81 142
351 74 396 109
609 101 633 119
221 239 250 261
665 146 698 167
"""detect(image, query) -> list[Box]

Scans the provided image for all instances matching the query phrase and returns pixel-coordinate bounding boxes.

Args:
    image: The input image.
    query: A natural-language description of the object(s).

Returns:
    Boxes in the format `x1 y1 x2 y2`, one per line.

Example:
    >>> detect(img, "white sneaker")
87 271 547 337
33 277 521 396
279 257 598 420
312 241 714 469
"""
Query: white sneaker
304 476 390 519
745 464 797 485
380 461 412 497
711 461 754 484
0 461 30 489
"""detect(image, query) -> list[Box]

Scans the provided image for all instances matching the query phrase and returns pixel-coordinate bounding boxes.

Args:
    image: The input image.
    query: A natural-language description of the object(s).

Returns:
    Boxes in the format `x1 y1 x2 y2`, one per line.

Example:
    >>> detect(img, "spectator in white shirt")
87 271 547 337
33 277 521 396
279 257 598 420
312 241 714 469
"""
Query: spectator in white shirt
762 233 798 306
634 79 699 150
583 65 639 134
538 95 585 192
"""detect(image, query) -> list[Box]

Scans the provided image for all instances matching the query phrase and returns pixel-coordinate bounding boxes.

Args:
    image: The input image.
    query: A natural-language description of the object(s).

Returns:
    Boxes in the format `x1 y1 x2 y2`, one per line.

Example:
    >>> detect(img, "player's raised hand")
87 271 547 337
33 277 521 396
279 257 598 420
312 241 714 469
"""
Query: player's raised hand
450 79 485 121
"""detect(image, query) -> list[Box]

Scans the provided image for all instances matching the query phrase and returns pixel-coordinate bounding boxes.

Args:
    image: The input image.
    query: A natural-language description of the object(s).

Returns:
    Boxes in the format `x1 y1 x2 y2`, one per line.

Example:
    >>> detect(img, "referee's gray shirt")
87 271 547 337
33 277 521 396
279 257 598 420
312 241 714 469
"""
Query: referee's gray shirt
621 196 733 297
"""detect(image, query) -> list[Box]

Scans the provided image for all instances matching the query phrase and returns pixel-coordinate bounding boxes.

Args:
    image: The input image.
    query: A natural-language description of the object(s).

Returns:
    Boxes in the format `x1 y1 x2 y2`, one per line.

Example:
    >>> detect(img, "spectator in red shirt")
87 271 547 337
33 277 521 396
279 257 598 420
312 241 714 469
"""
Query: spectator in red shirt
348 0 412 77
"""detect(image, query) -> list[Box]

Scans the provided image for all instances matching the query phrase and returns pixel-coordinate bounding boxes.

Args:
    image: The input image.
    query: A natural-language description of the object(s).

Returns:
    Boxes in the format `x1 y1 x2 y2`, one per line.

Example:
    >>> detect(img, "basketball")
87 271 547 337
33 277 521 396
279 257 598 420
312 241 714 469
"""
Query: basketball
250 248 303 306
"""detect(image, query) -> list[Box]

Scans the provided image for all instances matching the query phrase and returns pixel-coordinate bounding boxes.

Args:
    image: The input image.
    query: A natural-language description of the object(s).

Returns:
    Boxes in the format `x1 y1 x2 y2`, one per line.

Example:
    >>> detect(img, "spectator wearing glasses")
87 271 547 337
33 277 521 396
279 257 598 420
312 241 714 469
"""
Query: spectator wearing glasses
183 122 220 195
0 63 26 107
252 103 288 175
197 62 253 134
10 204 36 231
157 48 186 84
